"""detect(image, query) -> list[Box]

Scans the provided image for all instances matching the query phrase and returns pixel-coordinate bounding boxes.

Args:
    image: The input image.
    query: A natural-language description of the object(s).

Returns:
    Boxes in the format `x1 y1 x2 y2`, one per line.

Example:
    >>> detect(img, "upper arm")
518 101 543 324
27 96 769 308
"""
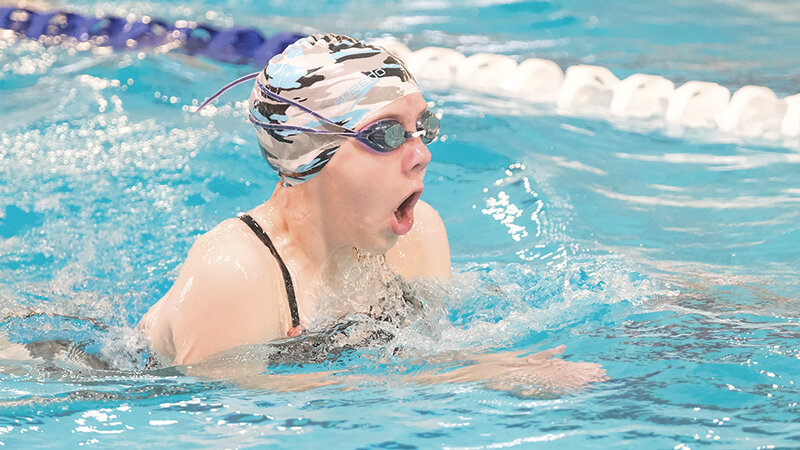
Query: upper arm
158 219 287 365
386 199 451 279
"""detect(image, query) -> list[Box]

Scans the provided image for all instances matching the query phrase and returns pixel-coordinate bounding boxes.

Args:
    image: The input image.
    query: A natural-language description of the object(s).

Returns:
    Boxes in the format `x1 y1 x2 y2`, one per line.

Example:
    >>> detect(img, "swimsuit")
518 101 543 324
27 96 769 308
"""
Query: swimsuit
238 213 423 340
238 214 302 335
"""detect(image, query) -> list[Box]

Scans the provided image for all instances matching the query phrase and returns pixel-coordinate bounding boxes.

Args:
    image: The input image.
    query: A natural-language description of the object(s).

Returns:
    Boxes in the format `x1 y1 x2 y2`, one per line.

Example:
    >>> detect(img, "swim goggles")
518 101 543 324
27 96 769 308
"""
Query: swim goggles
196 72 440 154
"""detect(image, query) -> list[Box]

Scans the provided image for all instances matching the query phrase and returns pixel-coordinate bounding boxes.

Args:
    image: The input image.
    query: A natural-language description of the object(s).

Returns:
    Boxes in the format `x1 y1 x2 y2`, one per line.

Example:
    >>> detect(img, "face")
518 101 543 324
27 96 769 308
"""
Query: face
309 93 432 254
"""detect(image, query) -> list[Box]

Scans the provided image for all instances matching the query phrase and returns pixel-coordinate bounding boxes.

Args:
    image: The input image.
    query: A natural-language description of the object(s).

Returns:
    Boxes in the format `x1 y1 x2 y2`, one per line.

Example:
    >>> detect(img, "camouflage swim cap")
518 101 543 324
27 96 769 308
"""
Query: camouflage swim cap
249 34 419 186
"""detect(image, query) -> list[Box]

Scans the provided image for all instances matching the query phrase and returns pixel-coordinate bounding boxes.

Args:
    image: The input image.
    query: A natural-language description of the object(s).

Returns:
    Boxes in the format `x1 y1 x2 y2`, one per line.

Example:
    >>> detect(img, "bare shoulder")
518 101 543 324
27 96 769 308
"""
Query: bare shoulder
150 217 287 364
190 217 271 269
178 218 281 293
386 199 451 279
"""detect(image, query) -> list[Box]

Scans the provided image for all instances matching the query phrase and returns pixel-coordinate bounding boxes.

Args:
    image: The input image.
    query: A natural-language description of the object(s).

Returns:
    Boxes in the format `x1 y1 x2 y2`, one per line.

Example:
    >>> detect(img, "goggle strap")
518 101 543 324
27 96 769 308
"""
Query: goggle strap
194 72 440 153
249 115 358 137
194 73 355 136
195 71 260 115
256 80 354 133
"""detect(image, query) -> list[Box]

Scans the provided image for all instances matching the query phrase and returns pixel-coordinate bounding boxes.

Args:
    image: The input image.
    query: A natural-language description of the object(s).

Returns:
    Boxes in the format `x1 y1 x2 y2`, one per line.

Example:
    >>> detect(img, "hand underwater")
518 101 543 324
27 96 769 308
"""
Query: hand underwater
415 345 607 397
481 345 608 397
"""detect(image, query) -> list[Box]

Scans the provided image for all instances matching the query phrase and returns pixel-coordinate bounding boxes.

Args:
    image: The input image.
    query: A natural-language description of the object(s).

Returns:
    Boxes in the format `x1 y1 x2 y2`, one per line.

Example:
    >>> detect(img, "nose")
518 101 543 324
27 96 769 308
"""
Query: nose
402 138 431 176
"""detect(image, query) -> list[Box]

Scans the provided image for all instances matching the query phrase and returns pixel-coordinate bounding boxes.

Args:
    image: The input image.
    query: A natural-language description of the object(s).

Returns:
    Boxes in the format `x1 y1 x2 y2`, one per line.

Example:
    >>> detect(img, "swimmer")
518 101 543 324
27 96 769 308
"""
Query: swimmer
136 34 605 393
138 34 449 365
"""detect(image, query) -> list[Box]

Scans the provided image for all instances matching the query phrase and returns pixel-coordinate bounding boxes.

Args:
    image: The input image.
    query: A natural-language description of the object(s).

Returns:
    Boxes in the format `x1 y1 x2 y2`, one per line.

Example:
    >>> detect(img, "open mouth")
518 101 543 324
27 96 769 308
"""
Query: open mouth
391 190 422 235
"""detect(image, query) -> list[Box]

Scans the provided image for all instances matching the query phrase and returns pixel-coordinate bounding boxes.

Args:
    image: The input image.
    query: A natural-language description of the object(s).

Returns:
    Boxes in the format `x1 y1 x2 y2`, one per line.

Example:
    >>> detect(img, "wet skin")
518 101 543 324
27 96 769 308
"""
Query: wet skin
139 93 451 365
136 93 606 396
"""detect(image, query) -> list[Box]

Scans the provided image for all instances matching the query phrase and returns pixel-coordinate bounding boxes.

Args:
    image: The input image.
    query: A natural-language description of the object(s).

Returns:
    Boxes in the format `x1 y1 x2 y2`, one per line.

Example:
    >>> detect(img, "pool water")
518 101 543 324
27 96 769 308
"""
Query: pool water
1 0 799 448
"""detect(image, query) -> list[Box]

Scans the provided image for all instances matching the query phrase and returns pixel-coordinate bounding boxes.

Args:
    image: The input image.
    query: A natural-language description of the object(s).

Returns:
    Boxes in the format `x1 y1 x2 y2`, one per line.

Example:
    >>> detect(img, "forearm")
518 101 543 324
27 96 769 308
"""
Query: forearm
184 346 605 398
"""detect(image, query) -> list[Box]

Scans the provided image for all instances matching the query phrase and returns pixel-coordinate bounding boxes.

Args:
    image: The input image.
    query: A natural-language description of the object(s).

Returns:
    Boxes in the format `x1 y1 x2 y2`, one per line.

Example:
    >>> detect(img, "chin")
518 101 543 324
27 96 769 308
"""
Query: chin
357 232 399 255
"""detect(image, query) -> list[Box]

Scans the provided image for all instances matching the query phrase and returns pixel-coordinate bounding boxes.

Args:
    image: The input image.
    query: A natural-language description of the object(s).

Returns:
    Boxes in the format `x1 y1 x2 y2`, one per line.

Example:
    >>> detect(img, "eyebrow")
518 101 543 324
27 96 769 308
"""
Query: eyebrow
359 107 428 130
392 109 426 120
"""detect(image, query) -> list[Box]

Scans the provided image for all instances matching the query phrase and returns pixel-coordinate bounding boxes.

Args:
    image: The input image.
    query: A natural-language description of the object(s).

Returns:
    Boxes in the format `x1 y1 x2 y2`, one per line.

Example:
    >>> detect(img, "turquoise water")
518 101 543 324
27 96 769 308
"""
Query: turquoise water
1 0 799 447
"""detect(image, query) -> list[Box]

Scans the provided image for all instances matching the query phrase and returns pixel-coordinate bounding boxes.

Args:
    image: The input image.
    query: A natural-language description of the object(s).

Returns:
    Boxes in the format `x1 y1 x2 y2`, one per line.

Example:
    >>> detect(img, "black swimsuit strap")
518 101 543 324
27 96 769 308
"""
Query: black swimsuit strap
238 214 300 328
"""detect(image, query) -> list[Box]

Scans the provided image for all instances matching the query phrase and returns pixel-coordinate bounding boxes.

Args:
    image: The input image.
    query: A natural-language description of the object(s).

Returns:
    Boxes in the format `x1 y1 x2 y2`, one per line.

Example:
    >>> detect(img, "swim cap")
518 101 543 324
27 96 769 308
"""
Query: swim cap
248 33 419 186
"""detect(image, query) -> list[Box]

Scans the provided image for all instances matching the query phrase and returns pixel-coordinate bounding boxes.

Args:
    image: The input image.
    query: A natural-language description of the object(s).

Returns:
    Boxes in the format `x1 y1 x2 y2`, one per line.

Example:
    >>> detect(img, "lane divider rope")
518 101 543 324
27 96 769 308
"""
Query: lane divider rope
371 38 800 141
2 8 797 141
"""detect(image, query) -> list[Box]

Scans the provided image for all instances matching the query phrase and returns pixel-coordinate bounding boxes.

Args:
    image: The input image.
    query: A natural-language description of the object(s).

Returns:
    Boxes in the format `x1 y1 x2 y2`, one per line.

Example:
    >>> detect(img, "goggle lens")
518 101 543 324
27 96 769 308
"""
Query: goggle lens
359 110 440 153
384 123 408 148
418 111 440 144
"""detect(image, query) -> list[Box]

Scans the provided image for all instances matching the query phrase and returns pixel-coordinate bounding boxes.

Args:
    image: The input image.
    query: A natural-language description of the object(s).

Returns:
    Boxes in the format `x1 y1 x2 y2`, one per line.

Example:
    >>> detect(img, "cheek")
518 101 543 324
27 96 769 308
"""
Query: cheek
320 146 401 252
342 172 386 224
328 146 394 215
322 152 374 223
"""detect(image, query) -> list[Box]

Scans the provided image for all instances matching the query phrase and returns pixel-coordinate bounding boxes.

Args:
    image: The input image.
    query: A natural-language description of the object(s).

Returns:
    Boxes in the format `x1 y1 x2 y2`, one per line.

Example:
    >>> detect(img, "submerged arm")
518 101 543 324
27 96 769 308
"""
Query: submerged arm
184 344 606 396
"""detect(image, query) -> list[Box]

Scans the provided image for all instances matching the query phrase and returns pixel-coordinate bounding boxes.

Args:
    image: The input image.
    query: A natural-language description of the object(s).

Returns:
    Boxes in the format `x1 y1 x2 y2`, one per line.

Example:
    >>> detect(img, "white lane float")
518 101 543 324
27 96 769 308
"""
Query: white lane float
456 53 519 95
665 81 731 128
781 94 800 137
368 37 799 142
610 74 674 119
517 58 563 103
558 65 619 111
403 47 466 87
717 86 785 138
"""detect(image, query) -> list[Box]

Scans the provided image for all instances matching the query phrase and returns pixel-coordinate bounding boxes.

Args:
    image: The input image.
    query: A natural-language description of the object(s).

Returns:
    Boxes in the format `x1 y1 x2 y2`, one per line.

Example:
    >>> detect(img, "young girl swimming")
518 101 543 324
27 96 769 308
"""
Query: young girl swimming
138 33 450 365
136 34 605 393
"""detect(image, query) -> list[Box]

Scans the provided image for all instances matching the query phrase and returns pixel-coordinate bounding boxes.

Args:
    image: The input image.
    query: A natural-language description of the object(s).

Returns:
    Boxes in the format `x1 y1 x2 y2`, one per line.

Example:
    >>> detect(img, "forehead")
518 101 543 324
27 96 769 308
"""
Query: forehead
356 93 428 129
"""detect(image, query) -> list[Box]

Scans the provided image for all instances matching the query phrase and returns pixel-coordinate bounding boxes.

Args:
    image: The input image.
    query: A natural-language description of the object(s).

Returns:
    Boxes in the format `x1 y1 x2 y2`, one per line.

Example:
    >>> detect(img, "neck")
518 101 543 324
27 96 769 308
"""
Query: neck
256 182 358 286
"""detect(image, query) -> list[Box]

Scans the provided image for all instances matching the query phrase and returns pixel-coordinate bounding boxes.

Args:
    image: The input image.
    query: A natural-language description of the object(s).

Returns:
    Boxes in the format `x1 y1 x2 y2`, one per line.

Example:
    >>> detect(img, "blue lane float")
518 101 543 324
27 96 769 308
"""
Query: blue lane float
0 7 304 66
